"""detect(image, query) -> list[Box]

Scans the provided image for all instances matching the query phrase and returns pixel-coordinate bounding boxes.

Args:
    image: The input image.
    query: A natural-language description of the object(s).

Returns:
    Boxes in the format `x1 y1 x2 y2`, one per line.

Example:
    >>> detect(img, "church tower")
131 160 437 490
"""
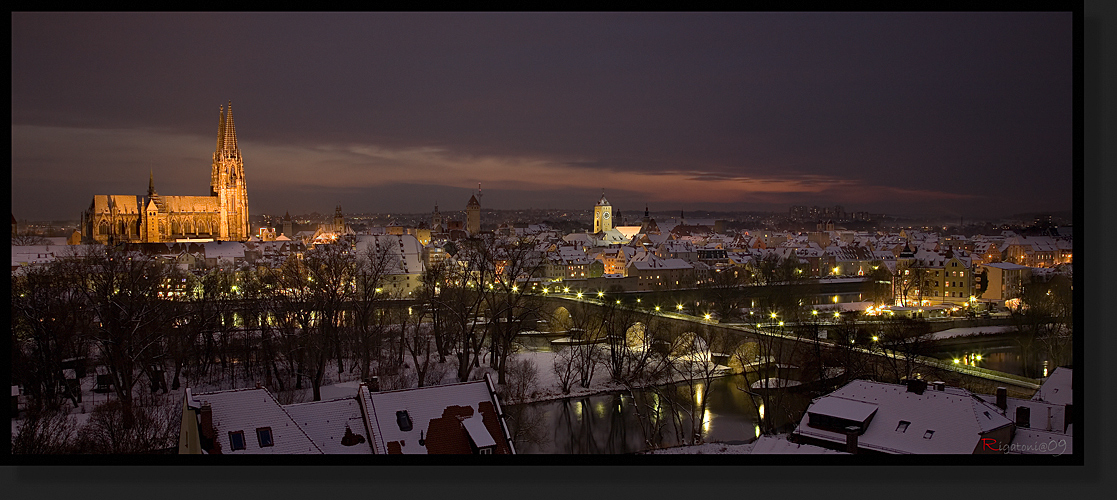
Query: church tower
466 195 481 235
432 204 443 233
211 102 249 241
282 211 293 238
593 191 612 234
333 205 345 233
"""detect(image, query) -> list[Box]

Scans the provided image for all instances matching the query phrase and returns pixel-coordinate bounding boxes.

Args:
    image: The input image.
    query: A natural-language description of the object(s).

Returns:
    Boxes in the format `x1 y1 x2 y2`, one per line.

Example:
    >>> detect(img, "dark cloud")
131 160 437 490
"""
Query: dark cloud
12 12 1072 221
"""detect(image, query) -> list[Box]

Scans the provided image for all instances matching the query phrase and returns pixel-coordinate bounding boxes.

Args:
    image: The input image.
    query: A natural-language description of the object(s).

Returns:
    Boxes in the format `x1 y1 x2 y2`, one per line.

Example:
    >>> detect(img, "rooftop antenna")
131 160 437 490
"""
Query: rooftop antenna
477 182 483 201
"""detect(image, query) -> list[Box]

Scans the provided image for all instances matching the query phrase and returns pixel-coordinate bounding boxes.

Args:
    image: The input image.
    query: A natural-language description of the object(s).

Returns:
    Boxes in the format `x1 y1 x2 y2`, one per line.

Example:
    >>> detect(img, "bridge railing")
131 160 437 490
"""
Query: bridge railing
543 293 1042 390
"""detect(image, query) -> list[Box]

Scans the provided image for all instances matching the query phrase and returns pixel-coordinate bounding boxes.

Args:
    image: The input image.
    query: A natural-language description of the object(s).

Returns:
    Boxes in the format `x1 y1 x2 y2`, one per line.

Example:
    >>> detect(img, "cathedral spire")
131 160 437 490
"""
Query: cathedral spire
148 170 157 196
216 104 226 153
222 101 239 157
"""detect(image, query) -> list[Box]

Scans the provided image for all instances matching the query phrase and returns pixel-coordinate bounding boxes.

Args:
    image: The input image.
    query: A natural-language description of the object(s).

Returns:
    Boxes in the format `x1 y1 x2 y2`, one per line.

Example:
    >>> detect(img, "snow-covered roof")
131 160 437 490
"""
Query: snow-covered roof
189 387 323 454
975 394 1069 435
202 241 246 259
983 262 1030 271
796 380 1013 454
461 414 496 448
1006 428 1072 455
628 256 693 271
1032 367 1072 405
353 234 424 275
807 395 878 423
283 397 373 454
363 376 510 455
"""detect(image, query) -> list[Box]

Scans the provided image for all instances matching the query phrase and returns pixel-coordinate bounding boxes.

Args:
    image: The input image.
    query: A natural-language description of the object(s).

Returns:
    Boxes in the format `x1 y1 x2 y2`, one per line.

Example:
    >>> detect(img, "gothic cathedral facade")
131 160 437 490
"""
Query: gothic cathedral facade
83 103 250 244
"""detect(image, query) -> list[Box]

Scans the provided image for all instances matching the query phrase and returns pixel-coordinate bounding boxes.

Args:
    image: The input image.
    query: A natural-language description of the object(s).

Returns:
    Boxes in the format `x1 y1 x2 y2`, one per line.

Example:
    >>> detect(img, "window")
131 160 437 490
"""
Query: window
479 447 493 455
923 430 935 439
229 430 246 451
256 427 274 447
896 421 910 433
396 410 413 432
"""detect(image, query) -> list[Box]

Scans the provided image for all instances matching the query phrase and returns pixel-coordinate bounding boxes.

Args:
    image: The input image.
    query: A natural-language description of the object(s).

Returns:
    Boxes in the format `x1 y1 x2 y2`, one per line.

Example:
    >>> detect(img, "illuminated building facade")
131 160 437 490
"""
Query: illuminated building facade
593 192 613 234
83 102 250 244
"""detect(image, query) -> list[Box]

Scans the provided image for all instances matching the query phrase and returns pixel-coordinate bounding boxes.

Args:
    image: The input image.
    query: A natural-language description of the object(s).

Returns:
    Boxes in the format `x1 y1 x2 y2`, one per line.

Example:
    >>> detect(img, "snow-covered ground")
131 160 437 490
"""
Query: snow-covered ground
645 434 844 454
930 325 1014 340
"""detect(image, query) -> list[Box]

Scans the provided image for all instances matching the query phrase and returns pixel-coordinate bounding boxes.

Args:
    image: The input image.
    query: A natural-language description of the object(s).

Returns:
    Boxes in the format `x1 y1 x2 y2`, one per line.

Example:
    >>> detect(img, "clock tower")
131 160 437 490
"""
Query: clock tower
593 191 613 234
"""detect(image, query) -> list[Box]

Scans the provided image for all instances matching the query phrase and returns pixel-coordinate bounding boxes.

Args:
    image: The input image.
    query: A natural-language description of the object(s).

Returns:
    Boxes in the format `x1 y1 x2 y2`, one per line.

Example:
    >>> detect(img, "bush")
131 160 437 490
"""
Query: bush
502 356 539 403
12 409 78 454
73 395 180 454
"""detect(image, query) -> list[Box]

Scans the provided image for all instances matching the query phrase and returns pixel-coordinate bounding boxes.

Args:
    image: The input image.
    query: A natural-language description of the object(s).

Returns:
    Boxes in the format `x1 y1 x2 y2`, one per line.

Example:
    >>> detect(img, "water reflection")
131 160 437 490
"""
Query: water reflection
507 374 810 454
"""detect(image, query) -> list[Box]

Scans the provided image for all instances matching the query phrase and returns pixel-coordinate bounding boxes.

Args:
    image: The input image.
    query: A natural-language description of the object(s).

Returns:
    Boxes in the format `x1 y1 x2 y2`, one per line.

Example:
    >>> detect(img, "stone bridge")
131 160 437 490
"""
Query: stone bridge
532 293 1041 398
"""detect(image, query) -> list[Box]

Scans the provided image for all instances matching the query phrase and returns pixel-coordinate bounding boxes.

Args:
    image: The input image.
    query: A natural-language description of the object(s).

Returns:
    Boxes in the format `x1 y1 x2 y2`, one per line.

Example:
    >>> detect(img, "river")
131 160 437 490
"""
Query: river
505 374 812 454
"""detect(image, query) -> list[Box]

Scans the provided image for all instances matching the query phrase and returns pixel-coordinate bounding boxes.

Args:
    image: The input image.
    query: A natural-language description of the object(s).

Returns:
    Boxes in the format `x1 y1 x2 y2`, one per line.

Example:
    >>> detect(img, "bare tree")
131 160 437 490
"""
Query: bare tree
351 239 398 380
873 316 934 382
1011 274 1073 377
78 246 186 429
11 252 93 410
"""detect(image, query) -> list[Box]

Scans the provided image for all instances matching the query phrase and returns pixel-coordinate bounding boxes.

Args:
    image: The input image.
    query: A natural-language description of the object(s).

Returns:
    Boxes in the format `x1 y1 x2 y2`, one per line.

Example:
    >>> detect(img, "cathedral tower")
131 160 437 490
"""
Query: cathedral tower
593 191 612 234
211 102 249 241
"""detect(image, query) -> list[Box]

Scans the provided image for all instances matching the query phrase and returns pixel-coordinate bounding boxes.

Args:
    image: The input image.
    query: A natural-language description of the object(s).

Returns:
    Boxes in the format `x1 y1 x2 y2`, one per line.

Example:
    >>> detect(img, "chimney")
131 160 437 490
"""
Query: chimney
845 425 859 454
1015 406 1031 428
995 387 1007 411
199 403 214 441
905 379 927 395
255 382 262 389
368 376 379 393
933 381 946 392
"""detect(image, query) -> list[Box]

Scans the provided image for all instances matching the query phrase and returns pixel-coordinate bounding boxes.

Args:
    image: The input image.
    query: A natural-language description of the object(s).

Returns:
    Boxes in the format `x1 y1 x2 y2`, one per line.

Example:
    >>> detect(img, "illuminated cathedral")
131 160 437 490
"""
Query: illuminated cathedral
82 102 250 244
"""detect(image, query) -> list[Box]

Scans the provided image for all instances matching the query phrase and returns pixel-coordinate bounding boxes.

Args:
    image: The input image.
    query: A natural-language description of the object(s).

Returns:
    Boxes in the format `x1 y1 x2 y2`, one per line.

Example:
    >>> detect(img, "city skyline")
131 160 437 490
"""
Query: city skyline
13 12 1073 221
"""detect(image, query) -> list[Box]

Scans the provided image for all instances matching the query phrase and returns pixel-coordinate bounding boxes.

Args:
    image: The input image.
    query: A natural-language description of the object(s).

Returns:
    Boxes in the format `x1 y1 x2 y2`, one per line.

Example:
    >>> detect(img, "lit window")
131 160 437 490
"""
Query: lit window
229 430 246 451
256 427 274 447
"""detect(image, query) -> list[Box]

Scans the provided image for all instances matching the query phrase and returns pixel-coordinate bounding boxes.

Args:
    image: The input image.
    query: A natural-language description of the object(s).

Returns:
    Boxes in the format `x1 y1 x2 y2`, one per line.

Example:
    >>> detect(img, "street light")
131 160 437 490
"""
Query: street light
576 292 583 299
677 304 684 311
597 291 605 298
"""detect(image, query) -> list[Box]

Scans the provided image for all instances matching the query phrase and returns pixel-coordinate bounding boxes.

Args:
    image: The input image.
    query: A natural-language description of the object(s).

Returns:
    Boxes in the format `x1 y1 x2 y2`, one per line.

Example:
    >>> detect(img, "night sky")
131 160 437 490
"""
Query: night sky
12 12 1073 221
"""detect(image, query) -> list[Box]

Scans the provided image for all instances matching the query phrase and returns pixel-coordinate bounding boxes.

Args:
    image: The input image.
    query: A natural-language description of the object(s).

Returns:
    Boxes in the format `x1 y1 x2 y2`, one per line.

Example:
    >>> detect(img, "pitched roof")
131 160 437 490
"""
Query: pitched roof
283 397 373 454
1032 367 1072 405
189 387 323 454
362 376 512 454
796 380 1013 454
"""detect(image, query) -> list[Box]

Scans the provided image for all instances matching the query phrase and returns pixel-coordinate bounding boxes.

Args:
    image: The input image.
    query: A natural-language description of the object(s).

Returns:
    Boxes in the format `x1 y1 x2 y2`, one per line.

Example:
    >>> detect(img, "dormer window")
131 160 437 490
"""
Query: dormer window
229 430 246 451
396 410 413 432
